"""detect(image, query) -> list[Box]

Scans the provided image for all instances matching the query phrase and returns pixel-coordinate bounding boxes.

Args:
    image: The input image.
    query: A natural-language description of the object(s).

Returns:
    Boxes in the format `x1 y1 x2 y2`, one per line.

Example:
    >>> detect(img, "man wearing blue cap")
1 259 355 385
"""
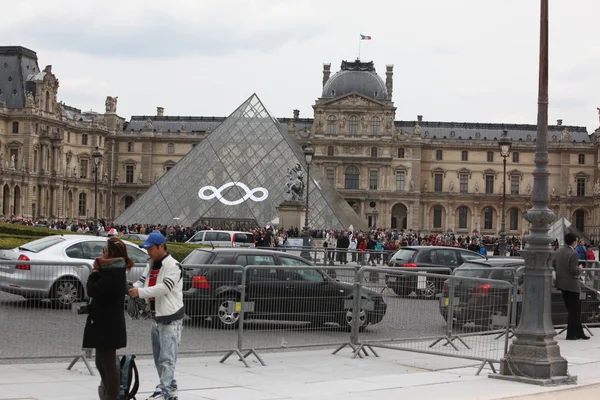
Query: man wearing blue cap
128 231 183 400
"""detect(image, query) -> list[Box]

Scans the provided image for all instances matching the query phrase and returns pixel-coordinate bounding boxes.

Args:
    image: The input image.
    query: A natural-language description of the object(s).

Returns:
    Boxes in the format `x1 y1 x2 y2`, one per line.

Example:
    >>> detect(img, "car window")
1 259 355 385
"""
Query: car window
247 255 275 265
279 256 312 266
433 249 459 266
392 249 417 261
204 232 219 242
182 249 213 264
235 255 247 266
79 241 106 260
245 255 276 280
417 250 436 263
490 269 515 282
460 250 485 261
283 268 325 282
188 232 204 243
126 245 149 264
217 232 231 242
454 265 489 278
65 243 84 259
234 233 254 244
212 253 234 265
18 236 65 253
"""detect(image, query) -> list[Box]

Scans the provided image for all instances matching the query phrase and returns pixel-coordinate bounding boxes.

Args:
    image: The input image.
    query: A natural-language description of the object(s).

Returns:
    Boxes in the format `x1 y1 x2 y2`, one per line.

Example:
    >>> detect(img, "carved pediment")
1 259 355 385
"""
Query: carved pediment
456 168 472 178
121 158 137 166
508 169 523 179
482 168 498 178
431 167 447 178
574 171 590 179
321 92 388 108
77 152 91 160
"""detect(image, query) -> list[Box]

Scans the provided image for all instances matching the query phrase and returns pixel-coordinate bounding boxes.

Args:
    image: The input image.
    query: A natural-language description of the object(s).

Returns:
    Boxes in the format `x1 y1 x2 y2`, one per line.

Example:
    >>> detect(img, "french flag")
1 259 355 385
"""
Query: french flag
360 34 372 40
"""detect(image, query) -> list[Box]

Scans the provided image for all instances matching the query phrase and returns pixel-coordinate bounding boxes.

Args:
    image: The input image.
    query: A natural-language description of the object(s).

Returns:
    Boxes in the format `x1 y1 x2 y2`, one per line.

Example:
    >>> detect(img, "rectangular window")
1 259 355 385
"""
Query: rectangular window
327 118 337 135
577 178 586 197
126 165 134 183
396 171 405 191
436 150 443 160
79 160 88 179
128 142 134 152
512 152 520 163
398 148 405 158
459 174 468 193
67 132 71 143
326 168 335 186
369 170 378 190
487 151 494 162
485 175 494 194
461 151 468 161
82 134 88 145
434 173 443 192
433 206 442 228
484 208 494 230
509 208 519 230
371 118 380 136
510 176 520 195
12 121 19 134
458 207 468 229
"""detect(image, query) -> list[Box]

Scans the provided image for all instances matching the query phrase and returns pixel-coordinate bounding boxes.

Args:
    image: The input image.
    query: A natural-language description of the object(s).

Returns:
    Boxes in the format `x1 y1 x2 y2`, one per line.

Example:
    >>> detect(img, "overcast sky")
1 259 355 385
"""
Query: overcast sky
6 0 600 132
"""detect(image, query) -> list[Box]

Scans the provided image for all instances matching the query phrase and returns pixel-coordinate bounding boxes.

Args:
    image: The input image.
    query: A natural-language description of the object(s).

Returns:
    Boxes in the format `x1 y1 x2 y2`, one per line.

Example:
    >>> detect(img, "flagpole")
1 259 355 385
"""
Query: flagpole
358 33 361 60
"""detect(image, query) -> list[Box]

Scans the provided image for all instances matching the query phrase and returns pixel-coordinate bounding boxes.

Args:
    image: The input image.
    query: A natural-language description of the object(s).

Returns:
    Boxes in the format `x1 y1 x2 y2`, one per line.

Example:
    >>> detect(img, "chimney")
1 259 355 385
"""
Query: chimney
322 63 331 87
293 109 300 120
385 65 394 100
557 119 563 126
417 115 423 122
157 107 164 116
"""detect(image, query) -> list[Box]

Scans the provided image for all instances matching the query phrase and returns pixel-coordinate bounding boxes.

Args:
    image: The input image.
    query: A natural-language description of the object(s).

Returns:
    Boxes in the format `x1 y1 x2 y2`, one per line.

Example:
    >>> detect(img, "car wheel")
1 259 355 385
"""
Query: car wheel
417 280 437 299
51 278 82 309
392 287 412 297
341 307 368 332
213 297 240 329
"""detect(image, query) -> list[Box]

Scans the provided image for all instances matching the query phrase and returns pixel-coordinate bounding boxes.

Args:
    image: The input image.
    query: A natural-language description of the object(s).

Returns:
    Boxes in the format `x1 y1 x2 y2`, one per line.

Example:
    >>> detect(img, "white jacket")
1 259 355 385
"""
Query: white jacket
133 254 184 322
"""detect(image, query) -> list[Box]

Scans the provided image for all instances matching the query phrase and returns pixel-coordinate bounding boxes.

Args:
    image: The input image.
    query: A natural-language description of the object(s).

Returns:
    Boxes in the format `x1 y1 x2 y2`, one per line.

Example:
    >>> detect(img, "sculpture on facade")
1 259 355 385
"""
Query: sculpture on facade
138 171 143 183
567 185 573 196
284 164 305 202
115 172 120 182
409 180 415 192
449 181 455 192
103 170 108 183
593 179 600 196
10 154 15 170
526 182 532 195
552 186 556 197
0 154 4 170
561 128 571 141
475 181 480 193
423 180 428 191
413 123 421 136
25 92 35 108
73 165 77 178
105 96 118 113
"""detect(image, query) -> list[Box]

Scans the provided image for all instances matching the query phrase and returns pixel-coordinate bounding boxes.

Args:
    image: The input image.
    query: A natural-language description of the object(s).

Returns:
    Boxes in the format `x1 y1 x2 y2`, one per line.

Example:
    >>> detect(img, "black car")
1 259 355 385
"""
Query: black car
385 246 486 298
439 259 600 328
181 248 387 330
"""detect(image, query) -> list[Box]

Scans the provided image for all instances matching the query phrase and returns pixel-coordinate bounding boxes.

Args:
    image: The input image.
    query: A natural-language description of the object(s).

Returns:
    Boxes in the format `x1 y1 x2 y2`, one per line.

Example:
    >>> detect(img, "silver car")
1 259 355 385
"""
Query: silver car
0 234 149 307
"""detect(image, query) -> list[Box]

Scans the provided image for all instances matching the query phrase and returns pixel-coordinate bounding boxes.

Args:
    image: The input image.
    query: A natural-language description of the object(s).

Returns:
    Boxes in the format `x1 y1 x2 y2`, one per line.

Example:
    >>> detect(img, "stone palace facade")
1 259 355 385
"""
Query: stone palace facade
1 47 600 239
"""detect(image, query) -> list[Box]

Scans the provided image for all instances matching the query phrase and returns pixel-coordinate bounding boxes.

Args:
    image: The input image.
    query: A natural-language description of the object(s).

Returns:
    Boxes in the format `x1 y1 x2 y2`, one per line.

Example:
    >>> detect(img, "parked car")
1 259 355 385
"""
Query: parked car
181 248 387 330
0 235 149 307
186 230 255 248
120 234 149 241
385 246 486 298
439 258 600 328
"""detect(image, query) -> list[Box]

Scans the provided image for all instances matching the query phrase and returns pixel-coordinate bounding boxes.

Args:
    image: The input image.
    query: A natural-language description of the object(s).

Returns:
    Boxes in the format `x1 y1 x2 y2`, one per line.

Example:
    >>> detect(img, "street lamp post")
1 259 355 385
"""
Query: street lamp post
498 0 569 382
498 130 512 257
91 146 103 236
300 146 315 261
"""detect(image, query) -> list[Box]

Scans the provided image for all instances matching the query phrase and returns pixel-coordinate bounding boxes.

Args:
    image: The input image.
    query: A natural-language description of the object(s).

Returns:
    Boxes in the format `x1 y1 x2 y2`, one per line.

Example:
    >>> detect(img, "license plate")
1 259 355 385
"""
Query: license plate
417 272 426 289
442 297 460 307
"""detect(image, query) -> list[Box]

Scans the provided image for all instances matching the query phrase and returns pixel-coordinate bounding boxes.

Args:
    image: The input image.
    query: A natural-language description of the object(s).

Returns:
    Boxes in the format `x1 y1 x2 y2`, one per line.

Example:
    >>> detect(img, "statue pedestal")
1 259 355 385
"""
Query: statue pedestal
277 202 306 230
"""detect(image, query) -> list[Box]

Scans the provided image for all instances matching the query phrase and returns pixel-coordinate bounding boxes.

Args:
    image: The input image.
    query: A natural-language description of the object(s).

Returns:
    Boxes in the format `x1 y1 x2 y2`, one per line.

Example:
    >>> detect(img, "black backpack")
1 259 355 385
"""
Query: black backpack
98 355 139 400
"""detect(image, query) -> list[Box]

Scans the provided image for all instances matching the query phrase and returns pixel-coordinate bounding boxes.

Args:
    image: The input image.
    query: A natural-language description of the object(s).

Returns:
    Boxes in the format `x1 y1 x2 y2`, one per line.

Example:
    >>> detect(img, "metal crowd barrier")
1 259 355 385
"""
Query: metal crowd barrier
0 261 518 376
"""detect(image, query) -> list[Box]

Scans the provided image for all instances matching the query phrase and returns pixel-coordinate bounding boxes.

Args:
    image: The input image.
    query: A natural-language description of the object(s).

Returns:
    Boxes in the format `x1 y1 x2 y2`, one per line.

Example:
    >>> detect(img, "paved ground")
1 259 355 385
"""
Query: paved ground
0 329 599 400
502 384 600 399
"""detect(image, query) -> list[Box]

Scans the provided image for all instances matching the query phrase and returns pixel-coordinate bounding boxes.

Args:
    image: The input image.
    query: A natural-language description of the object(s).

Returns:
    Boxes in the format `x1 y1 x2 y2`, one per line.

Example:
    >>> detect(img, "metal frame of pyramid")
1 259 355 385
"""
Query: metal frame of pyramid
114 94 367 230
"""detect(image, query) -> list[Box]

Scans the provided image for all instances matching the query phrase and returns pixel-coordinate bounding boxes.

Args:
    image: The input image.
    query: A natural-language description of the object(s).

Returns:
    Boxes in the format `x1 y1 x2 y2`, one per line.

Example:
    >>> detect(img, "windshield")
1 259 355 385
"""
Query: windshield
233 233 254 243
454 263 490 278
18 236 65 253
392 249 417 261
182 249 213 265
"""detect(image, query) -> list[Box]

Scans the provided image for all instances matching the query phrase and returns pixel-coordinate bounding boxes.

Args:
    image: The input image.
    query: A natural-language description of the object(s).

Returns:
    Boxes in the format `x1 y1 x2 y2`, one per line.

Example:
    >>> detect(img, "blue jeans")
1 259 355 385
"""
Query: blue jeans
150 319 182 397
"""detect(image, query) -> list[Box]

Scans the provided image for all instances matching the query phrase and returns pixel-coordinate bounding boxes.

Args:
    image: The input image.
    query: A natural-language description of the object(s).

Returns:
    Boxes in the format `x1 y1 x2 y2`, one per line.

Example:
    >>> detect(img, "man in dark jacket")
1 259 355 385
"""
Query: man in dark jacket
555 233 589 340
336 232 350 264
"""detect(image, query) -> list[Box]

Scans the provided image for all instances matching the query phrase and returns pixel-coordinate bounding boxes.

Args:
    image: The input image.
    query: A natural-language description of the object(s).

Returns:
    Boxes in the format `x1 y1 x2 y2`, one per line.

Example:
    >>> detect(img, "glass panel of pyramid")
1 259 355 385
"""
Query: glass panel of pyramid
114 94 367 230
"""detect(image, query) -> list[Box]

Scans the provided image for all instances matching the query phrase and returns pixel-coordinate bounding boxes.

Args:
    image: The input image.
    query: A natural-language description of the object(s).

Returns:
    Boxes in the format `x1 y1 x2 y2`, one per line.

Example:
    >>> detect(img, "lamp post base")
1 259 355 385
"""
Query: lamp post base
300 227 312 261
490 371 575 386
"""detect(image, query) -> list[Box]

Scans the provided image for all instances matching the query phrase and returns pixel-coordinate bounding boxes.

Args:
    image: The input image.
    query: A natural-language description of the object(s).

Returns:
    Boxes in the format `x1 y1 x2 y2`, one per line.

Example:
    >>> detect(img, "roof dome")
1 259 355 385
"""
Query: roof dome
322 60 388 100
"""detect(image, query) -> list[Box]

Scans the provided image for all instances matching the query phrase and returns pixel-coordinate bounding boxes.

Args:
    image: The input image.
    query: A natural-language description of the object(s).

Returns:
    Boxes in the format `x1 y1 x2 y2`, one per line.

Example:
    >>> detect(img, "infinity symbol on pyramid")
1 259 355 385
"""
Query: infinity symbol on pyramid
198 182 269 206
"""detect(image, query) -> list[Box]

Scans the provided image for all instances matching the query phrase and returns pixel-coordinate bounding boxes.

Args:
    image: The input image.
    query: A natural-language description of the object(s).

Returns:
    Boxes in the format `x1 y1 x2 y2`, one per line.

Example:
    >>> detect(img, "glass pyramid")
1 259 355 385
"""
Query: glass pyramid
114 94 367 230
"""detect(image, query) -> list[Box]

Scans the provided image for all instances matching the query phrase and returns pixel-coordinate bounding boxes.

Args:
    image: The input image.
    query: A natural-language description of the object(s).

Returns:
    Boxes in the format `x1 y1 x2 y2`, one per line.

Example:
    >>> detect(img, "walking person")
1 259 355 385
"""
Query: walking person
555 233 589 340
128 232 184 400
349 235 357 263
82 237 133 400
336 232 350 265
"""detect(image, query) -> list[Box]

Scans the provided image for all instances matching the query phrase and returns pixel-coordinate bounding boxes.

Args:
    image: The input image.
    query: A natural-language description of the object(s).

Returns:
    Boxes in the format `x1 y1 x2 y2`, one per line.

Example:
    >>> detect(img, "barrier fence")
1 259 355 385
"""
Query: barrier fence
3 259 596 376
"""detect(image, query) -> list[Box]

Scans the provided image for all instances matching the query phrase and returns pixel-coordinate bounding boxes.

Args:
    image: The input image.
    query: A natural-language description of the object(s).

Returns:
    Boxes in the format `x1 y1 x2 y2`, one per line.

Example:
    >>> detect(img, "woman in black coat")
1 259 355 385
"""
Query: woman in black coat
82 237 134 400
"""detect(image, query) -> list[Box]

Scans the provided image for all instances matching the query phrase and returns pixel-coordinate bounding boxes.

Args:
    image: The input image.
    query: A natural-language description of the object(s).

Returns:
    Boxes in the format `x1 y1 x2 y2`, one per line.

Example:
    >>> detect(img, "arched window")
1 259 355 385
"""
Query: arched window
371 116 380 136
78 193 87 216
327 115 337 135
344 165 360 189
458 206 468 229
124 196 134 209
348 115 359 135
45 91 50 112
327 146 334 156
433 205 443 228
127 142 134 152
574 210 585 232
168 143 174 154
370 147 378 158
509 208 520 230
484 207 494 230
